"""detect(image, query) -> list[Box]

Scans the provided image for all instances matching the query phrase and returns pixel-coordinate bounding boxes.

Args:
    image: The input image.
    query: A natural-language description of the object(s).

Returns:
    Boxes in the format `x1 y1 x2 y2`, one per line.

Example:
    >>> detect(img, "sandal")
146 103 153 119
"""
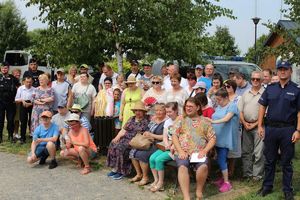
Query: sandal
150 185 164 192
129 175 142 183
80 166 91 175
137 179 150 186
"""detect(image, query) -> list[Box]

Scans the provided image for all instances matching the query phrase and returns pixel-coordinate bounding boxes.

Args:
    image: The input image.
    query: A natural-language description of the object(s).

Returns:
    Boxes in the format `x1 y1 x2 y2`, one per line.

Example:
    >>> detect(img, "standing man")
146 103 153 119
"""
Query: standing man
233 72 251 96
75 64 94 84
15 76 35 144
98 64 118 90
199 64 214 91
23 58 44 88
139 63 153 91
163 63 188 90
262 69 272 88
194 64 204 82
125 60 144 80
92 62 104 92
238 71 265 181
257 61 300 200
0 62 19 143
51 68 72 113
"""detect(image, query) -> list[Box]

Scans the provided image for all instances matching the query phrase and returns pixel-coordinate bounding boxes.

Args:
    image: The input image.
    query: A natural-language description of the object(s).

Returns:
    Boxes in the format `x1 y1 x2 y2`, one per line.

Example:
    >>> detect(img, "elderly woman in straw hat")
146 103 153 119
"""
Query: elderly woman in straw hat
129 103 167 186
60 113 97 175
106 101 149 180
119 75 144 127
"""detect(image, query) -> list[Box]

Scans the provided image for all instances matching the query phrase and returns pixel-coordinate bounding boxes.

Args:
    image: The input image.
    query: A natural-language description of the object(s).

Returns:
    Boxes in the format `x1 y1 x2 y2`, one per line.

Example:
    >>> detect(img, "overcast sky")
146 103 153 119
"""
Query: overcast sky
3 0 289 55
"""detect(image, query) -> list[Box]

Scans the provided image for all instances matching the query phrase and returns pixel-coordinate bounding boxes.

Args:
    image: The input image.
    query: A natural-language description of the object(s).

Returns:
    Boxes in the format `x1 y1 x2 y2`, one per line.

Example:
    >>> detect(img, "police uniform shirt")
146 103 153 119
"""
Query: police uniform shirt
0 74 19 103
23 70 44 88
258 81 300 123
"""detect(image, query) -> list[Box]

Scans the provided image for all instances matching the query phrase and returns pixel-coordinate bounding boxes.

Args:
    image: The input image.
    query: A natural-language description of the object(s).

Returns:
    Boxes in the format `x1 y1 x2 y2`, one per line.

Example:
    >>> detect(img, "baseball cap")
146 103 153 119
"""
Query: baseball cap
56 68 65 73
195 64 204 70
41 110 53 118
57 100 67 108
192 81 206 89
80 64 89 69
276 60 292 69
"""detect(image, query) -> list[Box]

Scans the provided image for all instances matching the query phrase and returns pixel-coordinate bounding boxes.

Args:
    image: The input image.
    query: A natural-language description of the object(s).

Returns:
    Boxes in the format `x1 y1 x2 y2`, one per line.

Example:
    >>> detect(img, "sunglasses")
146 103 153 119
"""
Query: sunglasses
152 81 161 85
70 111 80 114
224 85 231 89
251 78 261 81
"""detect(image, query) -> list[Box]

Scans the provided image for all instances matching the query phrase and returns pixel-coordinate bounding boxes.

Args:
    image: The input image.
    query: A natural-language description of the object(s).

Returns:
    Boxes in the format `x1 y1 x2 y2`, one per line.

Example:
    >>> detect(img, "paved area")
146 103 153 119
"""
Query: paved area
0 152 168 200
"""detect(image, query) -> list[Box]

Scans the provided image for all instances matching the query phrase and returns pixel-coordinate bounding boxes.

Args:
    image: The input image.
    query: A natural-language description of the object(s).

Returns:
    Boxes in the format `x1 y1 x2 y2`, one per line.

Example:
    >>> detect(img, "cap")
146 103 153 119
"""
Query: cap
142 62 152 67
192 81 206 89
80 64 89 69
69 104 82 112
276 60 292 69
56 68 65 73
195 64 203 70
41 110 52 118
65 113 80 123
57 100 67 108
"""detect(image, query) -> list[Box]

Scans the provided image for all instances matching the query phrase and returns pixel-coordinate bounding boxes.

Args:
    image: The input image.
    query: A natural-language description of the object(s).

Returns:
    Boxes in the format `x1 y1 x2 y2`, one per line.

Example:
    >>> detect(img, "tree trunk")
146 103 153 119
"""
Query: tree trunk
115 42 123 74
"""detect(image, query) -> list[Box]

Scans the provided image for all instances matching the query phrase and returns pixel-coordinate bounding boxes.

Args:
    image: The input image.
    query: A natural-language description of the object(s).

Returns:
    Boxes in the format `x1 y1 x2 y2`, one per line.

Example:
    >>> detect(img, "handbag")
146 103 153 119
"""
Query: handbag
74 85 90 109
129 133 154 150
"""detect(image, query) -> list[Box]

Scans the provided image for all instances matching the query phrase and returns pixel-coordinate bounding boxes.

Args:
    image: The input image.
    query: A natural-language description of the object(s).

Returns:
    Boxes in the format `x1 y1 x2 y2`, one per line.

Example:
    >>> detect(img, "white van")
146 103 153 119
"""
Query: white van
3 50 52 76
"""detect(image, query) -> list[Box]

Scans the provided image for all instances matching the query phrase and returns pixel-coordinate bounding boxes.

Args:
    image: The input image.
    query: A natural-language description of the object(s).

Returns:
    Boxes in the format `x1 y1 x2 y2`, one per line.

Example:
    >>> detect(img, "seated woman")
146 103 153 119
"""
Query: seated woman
172 97 216 200
60 113 97 175
129 103 167 186
149 102 179 192
106 101 149 180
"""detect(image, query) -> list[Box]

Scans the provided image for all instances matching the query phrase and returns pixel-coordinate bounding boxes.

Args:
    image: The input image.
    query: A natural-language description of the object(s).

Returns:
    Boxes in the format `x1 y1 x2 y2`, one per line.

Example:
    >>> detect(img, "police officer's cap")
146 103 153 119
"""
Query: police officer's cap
276 60 292 69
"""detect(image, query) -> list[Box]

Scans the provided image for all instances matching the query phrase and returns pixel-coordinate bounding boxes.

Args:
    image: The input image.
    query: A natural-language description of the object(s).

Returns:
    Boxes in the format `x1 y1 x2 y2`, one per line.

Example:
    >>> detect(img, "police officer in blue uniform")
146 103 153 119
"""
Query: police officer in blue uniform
0 62 19 143
257 60 300 200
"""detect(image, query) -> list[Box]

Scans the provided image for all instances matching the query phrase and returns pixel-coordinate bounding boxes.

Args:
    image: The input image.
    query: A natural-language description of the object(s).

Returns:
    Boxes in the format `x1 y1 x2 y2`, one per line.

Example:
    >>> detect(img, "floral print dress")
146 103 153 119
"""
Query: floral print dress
30 87 54 135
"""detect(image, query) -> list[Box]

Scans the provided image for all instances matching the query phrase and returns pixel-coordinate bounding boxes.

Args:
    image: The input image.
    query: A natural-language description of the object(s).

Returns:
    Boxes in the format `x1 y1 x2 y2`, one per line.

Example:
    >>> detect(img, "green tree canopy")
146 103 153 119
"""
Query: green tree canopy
0 0 29 61
245 34 268 65
205 26 240 56
27 0 234 71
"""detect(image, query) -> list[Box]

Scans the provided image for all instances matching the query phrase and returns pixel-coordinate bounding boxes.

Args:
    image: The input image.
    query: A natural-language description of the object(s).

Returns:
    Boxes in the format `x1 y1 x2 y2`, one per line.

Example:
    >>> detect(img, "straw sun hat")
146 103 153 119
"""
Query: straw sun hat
131 101 147 112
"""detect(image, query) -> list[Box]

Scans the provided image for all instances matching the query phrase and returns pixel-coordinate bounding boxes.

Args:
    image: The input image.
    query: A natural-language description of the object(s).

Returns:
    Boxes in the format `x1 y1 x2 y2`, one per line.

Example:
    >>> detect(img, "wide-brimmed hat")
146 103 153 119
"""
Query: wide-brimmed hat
41 110 52 118
65 113 80 124
125 76 137 84
131 101 147 112
69 104 82 112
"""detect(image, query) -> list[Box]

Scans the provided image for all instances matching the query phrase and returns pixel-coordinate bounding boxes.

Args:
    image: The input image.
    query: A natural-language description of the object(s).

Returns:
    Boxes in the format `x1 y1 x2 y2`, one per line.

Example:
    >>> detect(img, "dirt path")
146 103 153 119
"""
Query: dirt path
0 152 168 200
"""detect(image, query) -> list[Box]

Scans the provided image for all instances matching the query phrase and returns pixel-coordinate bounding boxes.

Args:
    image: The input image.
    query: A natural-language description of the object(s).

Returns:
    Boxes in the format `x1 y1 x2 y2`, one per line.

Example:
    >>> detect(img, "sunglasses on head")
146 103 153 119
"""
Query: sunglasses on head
251 78 261 81
152 81 160 85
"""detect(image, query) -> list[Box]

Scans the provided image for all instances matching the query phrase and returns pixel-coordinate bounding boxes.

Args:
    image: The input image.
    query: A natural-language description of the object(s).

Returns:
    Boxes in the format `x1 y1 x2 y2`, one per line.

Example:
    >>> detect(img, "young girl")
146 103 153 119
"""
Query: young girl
113 88 122 133
148 102 179 192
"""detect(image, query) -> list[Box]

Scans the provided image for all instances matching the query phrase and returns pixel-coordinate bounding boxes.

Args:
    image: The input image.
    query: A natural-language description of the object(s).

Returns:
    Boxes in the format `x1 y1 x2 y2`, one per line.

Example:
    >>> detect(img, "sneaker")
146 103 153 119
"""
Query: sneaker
219 182 232 193
213 178 224 188
15 134 21 139
39 156 47 165
112 173 124 180
107 171 118 177
49 159 58 169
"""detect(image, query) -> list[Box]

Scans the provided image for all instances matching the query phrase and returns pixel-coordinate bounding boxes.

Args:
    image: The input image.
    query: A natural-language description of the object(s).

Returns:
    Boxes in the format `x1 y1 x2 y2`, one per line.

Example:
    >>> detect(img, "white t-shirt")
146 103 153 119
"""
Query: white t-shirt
165 88 189 114
99 72 118 87
72 82 97 113
164 118 175 140
163 75 189 90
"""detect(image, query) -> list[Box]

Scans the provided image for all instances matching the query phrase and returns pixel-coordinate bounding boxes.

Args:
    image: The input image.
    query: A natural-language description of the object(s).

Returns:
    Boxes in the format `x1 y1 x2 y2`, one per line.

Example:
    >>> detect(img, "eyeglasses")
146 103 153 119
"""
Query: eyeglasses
251 78 261 82
70 111 80 114
152 81 161 85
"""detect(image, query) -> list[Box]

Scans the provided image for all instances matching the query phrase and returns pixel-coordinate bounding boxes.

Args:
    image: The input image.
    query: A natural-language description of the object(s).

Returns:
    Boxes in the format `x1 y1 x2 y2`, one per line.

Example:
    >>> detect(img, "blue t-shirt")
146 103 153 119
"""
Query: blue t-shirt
212 102 239 150
33 123 59 146
198 77 212 92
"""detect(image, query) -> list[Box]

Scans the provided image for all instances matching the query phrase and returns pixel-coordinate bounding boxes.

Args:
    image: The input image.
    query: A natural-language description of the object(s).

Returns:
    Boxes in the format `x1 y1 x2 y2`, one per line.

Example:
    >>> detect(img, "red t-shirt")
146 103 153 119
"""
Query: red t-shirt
202 107 215 119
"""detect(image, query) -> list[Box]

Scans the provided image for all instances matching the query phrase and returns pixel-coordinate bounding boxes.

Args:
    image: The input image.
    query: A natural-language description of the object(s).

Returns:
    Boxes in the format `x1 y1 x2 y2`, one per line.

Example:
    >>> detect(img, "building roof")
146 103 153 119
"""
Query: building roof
264 20 300 46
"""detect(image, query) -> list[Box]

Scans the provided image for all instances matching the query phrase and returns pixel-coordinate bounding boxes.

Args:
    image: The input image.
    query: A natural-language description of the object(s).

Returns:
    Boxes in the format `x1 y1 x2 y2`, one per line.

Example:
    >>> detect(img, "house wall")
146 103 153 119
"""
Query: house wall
261 35 285 71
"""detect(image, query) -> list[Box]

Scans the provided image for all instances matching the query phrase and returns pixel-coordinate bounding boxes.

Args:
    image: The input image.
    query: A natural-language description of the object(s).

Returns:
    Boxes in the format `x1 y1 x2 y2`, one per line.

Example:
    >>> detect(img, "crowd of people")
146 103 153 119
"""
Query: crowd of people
0 58 299 200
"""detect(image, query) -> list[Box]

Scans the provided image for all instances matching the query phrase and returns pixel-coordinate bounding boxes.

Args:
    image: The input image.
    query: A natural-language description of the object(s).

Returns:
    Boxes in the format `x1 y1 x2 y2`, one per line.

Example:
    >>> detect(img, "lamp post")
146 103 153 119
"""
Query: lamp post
252 17 261 64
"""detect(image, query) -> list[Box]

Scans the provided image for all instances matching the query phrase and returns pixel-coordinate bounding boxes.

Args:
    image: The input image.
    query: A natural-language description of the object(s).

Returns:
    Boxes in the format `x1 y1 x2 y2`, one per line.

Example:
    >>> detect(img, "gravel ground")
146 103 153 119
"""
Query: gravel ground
0 152 168 200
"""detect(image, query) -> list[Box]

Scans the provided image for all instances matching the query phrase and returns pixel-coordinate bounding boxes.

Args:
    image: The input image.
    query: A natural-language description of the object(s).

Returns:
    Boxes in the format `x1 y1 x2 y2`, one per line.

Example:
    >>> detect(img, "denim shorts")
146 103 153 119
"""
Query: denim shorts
175 156 208 171
35 145 49 159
